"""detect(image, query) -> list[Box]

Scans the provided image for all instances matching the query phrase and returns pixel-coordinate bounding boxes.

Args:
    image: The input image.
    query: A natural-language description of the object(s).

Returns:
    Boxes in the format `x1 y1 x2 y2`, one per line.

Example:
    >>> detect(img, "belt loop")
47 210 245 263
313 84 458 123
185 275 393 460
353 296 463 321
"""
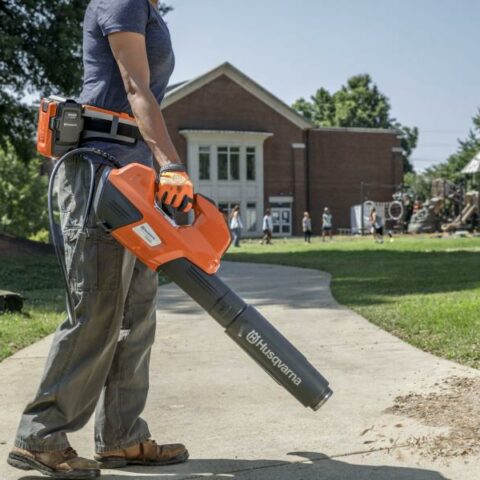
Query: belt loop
110 116 119 136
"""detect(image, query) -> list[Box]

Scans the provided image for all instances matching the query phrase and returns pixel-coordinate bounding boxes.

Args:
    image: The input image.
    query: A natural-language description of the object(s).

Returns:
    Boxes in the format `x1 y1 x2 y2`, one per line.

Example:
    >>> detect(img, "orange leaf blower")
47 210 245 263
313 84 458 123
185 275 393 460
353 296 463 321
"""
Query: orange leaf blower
92 163 333 411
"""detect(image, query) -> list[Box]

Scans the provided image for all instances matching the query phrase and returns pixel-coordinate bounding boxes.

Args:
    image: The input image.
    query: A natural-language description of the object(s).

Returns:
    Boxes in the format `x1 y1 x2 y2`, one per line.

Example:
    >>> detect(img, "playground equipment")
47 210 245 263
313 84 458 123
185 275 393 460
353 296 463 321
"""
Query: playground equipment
431 178 462 203
407 178 479 233
350 198 404 235
410 152 480 233
407 197 444 234
354 152 480 235
442 191 479 232
389 191 406 221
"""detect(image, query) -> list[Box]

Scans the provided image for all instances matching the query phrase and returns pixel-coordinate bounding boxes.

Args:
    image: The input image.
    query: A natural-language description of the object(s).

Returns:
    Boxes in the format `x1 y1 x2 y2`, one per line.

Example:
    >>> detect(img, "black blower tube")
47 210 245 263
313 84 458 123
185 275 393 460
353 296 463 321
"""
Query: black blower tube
160 258 333 411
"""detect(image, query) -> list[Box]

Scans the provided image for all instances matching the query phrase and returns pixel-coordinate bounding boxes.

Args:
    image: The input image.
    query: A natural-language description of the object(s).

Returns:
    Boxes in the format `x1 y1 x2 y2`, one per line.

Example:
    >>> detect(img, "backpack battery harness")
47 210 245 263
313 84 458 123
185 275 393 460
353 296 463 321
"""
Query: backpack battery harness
37 96 143 159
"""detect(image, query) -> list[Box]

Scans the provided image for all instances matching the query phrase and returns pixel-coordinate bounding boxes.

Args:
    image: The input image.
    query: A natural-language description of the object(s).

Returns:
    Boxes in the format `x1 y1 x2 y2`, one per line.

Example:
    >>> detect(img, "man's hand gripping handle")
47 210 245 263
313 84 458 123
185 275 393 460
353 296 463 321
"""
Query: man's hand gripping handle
157 163 194 213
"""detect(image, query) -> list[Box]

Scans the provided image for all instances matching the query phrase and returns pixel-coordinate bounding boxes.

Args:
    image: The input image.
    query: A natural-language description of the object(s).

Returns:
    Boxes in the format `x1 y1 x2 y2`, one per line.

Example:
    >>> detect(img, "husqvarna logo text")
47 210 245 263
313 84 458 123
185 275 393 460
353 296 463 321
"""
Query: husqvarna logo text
246 330 302 386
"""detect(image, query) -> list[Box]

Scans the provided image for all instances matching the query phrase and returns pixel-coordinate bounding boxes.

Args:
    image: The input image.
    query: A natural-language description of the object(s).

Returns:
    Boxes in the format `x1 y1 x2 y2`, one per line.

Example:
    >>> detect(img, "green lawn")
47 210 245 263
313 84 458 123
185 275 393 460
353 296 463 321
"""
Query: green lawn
0 255 168 362
226 235 480 369
2 236 480 368
0 256 64 361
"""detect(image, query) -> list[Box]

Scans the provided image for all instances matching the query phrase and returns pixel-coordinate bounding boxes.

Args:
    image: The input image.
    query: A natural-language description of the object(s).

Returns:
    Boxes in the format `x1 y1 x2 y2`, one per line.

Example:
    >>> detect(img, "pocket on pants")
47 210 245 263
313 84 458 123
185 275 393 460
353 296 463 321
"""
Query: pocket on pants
64 227 124 292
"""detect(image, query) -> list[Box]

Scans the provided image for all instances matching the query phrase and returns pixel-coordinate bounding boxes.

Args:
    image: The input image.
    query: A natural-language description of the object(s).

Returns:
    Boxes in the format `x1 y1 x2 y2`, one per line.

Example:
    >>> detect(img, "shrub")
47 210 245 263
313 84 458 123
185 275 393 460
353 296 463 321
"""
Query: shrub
0 142 49 238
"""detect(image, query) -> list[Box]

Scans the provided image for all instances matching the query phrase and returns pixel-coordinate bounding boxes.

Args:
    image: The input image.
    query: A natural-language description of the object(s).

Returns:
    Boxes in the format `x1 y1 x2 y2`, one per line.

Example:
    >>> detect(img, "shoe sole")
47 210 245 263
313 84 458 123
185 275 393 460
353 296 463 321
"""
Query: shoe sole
97 450 189 469
7 452 100 479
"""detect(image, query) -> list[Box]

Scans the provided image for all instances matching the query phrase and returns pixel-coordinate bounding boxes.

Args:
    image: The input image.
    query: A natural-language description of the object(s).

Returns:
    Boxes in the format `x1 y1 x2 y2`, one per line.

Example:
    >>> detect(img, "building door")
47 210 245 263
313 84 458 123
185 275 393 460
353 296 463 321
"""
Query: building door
271 207 292 236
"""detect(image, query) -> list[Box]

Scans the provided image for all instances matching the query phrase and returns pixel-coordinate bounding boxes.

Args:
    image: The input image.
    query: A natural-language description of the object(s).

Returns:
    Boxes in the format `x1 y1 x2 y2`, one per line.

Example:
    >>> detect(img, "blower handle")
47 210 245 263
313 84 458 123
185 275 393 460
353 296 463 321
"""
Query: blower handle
98 163 232 274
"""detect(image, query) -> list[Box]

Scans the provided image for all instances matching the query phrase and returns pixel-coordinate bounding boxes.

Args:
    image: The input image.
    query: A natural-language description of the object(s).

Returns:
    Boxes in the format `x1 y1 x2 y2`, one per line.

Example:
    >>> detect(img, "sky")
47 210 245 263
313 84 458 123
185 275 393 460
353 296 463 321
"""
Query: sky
165 0 480 171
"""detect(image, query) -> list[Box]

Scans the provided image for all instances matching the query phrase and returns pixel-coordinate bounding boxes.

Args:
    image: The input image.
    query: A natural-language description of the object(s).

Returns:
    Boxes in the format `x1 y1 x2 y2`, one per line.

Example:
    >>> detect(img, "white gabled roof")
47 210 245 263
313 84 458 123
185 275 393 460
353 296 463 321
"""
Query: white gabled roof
162 62 313 130
462 151 480 174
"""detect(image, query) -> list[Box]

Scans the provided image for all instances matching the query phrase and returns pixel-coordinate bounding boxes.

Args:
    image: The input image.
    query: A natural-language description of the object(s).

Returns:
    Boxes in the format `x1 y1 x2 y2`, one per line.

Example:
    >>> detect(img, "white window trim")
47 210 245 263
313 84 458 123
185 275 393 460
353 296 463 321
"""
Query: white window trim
180 130 272 234
269 196 294 204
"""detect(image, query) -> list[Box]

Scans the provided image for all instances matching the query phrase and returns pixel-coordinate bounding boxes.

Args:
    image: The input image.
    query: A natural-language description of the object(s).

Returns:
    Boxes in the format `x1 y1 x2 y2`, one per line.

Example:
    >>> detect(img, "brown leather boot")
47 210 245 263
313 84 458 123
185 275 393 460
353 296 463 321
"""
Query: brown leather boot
95 439 188 468
7 446 100 478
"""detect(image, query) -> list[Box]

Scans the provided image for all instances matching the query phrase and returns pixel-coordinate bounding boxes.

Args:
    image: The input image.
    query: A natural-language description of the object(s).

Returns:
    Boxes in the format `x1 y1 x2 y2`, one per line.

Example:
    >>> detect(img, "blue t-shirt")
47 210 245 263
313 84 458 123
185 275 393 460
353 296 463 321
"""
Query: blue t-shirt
78 0 175 166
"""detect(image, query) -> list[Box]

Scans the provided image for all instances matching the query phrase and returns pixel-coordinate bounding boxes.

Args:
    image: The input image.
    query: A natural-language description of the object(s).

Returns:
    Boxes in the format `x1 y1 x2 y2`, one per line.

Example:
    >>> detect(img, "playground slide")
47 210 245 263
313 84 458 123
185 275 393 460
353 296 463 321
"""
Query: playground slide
460 204 477 224
443 204 477 230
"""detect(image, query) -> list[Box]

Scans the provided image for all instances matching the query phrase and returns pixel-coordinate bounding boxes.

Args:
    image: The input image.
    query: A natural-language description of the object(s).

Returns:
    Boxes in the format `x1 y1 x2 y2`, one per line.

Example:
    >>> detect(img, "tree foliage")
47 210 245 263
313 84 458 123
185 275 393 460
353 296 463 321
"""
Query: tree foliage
424 109 480 181
0 142 49 237
0 0 171 157
403 109 480 199
403 171 432 201
293 74 418 173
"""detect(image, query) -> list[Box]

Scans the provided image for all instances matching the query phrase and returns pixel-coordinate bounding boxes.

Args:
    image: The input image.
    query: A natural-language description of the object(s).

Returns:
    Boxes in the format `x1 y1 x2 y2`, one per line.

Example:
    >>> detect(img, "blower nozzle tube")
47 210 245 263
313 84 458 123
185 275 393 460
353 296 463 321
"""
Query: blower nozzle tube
161 258 332 411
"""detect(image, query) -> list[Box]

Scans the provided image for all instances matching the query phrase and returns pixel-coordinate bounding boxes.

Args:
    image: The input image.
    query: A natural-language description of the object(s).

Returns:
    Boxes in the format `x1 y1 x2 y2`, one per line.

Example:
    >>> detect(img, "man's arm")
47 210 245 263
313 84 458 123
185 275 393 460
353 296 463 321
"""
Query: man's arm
108 31 179 169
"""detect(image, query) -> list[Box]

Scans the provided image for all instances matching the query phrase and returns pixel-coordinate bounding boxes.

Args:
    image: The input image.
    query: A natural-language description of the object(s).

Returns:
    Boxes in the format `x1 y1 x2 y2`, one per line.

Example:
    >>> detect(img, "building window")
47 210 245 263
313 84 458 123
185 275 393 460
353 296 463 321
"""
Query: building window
198 146 210 180
246 147 256 181
246 202 257 232
230 147 240 180
218 147 228 180
217 146 240 181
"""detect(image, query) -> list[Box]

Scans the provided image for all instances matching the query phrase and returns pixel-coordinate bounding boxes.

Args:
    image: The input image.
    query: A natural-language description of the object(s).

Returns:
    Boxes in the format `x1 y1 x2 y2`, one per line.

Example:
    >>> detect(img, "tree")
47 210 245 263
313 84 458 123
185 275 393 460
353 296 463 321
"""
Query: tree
293 74 417 173
424 109 480 182
293 88 334 127
0 0 172 157
403 171 432 201
403 109 480 200
0 142 49 237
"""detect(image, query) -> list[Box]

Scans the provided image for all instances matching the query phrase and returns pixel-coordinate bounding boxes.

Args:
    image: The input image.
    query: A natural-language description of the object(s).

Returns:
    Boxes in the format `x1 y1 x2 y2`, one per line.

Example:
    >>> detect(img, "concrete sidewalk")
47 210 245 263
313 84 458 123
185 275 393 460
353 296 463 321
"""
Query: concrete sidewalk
0 261 479 479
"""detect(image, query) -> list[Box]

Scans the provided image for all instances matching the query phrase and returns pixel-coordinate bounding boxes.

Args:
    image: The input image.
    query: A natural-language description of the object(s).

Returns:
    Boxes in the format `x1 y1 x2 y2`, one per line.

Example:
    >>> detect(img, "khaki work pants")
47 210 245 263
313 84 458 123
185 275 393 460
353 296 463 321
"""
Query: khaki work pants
15 157 158 452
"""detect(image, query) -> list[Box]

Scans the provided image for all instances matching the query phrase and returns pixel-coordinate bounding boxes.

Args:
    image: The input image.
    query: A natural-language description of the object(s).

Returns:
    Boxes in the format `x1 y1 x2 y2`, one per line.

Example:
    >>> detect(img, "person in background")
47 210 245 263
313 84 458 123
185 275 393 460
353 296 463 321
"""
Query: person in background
302 211 312 243
370 207 384 243
261 209 273 245
413 199 423 214
322 207 333 241
403 194 413 232
230 205 243 247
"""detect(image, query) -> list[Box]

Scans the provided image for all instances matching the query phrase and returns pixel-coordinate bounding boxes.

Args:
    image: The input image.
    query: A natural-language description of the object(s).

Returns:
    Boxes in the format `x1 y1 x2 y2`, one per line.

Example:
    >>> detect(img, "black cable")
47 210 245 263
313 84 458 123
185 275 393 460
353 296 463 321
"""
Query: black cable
48 147 119 324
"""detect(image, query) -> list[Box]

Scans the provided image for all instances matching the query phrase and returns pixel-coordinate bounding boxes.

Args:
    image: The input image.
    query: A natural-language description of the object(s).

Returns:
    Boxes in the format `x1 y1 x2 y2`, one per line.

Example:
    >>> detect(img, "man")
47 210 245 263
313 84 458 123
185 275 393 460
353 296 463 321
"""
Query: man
8 0 191 477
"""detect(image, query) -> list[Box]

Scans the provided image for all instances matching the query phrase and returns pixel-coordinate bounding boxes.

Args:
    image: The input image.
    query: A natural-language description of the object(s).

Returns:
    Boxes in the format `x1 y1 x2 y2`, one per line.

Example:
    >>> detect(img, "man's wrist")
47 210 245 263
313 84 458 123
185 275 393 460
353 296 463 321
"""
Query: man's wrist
153 148 182 169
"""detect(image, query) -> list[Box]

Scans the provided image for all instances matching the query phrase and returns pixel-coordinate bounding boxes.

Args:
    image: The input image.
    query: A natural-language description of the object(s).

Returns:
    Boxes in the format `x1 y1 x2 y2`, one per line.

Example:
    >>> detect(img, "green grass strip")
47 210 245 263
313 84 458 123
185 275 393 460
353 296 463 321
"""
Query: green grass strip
226 235 480 368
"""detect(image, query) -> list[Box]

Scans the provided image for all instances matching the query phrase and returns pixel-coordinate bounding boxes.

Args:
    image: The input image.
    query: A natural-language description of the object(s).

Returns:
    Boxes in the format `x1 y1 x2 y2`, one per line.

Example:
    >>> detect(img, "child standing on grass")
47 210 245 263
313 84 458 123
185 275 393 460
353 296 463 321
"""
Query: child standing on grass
302 211 312 243
261 209 273 245
322 207 333 241
370 207 384 243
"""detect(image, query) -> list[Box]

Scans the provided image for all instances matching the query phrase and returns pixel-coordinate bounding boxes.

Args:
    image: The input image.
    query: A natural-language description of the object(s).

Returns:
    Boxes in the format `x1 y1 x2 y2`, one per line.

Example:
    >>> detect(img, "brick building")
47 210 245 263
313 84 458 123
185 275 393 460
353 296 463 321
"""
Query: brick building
162 63 403 235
